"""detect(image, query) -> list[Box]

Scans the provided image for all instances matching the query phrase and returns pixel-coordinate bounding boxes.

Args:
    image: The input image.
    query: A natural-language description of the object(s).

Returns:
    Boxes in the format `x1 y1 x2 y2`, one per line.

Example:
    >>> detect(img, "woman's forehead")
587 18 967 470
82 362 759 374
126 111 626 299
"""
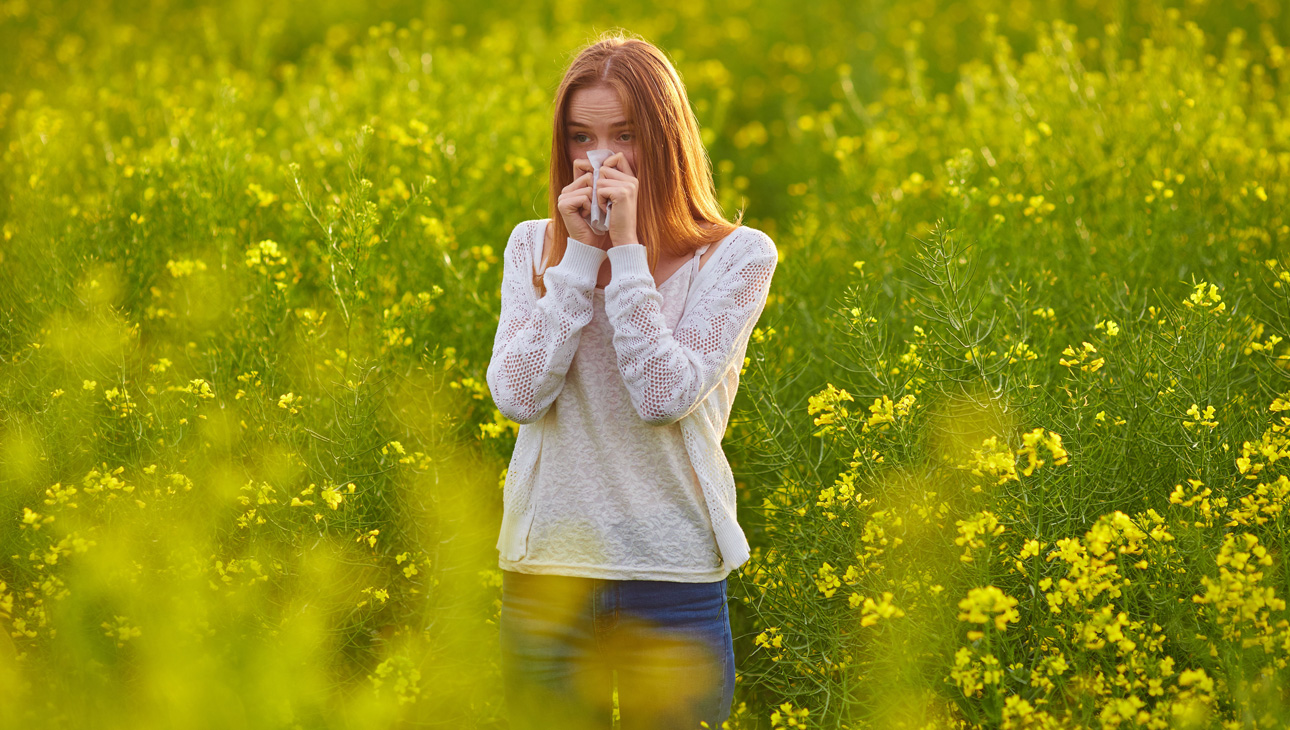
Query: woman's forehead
569 86 627 116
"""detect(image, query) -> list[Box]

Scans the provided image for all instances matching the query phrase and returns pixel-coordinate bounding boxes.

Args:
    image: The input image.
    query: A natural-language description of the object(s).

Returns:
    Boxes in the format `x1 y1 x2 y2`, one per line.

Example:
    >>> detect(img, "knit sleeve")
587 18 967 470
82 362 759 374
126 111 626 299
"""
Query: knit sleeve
486 221 608 424
602 230 778 426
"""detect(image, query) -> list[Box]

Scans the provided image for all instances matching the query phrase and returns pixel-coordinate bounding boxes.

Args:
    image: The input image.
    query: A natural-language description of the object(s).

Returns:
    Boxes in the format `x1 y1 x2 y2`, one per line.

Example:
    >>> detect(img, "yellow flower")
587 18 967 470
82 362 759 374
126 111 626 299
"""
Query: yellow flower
1019 428 1068 476
1019 539 1044 560
321 483 351 510
278 392 301 414
246 182 279 207
1182 281 1224 314
1094 319 1120 336
1059 341 1104 372
961 436 1018 487
754 627 786 662
955 511 1004 562
1004 340 1037 363
769 701 810 728
814 562 842 597
1182 403 1218 429
807 383 855 437
858 591 905 626
958 585 1021 632
246 239 287 273
165 258 208 277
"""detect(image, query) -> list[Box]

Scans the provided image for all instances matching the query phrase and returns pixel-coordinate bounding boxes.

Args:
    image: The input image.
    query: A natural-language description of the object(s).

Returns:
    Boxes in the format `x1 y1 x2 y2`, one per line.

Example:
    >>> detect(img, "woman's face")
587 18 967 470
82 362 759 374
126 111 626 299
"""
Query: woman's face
566 84 637 173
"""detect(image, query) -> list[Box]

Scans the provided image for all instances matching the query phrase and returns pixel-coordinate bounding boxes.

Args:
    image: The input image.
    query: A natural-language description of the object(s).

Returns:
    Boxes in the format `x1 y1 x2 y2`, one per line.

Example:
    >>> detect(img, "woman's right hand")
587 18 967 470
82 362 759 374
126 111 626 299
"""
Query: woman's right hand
558 159 612 250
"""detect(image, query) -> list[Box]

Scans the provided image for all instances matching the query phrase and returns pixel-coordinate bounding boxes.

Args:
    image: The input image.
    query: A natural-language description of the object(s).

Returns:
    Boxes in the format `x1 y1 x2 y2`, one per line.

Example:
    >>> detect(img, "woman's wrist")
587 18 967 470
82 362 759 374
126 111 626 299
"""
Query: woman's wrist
559 236 610 281
604 241 651 281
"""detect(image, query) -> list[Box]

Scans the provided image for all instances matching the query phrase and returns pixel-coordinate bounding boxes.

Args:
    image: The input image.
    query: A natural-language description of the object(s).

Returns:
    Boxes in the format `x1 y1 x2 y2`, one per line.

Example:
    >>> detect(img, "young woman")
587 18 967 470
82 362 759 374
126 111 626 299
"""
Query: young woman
486 31 779 730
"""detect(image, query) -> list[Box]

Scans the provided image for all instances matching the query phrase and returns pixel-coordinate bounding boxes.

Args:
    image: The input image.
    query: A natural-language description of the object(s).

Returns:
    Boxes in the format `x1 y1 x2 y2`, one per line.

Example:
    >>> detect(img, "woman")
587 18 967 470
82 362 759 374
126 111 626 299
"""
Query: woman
486 31 779 730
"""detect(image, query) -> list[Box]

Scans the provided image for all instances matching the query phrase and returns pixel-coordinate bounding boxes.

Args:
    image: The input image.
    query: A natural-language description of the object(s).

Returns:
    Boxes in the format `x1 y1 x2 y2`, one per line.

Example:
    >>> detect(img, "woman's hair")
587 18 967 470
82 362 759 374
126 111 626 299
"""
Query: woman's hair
534 30 744 297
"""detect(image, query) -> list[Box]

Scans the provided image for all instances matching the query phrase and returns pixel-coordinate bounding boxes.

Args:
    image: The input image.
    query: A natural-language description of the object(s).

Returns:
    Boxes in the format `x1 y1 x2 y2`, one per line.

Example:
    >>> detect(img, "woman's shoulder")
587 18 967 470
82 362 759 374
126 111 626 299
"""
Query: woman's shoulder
504 218 552 257
522 218 552 256
723 225 777 264
511 218 550 238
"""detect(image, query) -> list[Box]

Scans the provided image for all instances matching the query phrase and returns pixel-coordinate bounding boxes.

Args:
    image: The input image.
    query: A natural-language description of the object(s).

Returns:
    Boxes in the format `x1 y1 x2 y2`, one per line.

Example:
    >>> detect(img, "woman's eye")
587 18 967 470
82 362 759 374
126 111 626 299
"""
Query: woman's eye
570 133 630 143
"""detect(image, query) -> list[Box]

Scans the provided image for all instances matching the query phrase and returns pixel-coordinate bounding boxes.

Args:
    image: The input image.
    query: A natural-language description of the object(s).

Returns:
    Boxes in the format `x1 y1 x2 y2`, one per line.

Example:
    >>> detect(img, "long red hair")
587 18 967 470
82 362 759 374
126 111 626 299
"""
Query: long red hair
534 31 743 297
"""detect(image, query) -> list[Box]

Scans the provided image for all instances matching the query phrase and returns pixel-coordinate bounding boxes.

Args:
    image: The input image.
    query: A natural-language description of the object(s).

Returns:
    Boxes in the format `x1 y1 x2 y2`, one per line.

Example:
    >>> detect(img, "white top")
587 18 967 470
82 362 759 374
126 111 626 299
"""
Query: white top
486 218 779 577
500 236 726 581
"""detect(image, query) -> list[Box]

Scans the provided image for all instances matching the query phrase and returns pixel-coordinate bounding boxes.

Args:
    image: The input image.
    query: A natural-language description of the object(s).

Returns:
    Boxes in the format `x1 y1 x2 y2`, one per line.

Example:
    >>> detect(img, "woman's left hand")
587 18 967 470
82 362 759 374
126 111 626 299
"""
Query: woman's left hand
595 153 639 247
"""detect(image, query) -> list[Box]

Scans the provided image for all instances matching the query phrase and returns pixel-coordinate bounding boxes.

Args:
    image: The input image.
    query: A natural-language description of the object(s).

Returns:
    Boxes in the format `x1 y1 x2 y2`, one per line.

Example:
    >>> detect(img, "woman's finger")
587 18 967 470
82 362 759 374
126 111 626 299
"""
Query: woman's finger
598 162 633 181
607 153 633 177
596 179 622 207
563 171 592 192
560 185 590 211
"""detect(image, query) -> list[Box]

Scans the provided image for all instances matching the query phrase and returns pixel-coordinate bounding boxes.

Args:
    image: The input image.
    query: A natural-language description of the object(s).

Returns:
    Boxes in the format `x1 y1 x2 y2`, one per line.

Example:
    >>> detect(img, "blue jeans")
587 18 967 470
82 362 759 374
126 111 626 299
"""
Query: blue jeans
499 570 736 730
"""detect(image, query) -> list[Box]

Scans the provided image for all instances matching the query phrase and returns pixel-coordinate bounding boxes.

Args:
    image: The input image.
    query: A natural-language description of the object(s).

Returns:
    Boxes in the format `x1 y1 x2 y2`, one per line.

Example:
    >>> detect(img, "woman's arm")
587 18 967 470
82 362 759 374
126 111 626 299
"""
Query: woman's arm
486 221 607 424
602 231 778 426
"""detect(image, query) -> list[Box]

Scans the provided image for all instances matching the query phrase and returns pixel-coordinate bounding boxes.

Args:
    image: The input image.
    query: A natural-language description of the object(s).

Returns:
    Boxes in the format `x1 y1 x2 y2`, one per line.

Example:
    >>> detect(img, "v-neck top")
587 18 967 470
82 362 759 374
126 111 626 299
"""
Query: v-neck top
498 240 727 581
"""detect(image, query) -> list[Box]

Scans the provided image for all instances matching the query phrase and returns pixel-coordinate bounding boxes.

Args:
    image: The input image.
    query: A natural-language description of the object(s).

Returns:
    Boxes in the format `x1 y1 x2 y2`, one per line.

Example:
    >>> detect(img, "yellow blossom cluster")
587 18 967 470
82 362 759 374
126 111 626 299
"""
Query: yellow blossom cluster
755 626 786 662
1018 428 1068 476
958 428 1067 489
951 645 1003 696
862 393 916 432
1003 339 1037 363
769 701 810 728
1041 511 1144 617
955 510 1003 563
957 585 1020 637
814 469 870 521
814 562 842 597
806 385 915 437
1182 403 1218 430
165 258 207 277
961 436 1017 485
1192 532 1286 652
245 239 287 271
857 591 905 626
806 383 854 437
1235 402 1290 480
1226 475 1290 528
1182 280 1225 315
1094 319 1120 336
1058 341 1104 372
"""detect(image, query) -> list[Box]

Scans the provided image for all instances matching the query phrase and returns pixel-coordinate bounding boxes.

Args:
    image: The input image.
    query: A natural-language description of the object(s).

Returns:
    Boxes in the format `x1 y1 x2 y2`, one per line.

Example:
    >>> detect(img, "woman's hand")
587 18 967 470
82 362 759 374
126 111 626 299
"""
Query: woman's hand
558 160 612 250
595 153 639 247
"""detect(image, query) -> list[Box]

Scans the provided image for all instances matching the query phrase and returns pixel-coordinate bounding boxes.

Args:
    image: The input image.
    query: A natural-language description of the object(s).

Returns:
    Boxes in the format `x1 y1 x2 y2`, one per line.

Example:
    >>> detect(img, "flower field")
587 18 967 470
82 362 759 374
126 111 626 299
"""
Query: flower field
1 0 1288 727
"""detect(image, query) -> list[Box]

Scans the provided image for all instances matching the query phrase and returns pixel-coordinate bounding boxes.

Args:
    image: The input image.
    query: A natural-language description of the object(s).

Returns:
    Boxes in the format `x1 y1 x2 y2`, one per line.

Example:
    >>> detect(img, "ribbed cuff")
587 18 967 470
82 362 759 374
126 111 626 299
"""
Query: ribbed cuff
605 242 652 282
550 237 608 286
713 516 751 572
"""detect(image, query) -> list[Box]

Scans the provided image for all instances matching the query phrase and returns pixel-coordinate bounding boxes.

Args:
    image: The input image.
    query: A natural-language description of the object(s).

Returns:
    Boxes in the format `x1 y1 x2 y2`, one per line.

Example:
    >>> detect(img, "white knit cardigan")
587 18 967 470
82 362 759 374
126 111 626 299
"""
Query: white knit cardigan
485 218 779 574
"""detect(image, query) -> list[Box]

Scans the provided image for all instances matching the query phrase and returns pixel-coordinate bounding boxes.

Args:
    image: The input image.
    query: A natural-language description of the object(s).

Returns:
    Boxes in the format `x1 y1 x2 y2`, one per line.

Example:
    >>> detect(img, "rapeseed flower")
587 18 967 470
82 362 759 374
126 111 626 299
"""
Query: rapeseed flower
807 383 854 437
958 585 1020 634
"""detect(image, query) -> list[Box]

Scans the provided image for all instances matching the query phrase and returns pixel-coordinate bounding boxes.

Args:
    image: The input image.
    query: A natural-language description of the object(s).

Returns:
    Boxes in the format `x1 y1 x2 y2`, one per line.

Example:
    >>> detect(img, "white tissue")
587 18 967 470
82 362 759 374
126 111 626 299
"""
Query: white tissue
586 148 613 234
